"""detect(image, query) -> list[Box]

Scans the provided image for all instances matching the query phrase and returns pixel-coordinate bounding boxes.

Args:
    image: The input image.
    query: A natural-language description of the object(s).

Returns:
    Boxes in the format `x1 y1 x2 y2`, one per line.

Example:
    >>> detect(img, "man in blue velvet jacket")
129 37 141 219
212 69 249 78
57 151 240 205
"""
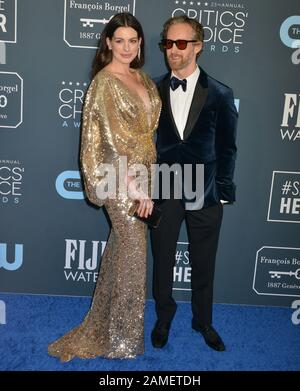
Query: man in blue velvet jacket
151 15 238 352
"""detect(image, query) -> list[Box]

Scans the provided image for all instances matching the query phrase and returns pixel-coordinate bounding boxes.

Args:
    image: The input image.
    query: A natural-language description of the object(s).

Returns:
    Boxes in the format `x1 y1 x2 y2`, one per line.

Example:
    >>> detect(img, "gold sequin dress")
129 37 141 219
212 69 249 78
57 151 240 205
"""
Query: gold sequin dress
48 69 161 361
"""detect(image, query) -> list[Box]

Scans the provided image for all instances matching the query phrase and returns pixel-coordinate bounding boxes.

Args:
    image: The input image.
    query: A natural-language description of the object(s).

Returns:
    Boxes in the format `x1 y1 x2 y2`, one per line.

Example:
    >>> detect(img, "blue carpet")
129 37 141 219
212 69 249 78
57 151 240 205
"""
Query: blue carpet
0 293 299 371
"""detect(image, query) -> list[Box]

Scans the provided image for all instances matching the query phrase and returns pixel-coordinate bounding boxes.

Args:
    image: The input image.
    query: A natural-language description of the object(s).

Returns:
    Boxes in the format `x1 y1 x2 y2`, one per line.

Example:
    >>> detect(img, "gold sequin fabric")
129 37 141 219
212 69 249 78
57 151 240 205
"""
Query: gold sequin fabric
48 69 161 361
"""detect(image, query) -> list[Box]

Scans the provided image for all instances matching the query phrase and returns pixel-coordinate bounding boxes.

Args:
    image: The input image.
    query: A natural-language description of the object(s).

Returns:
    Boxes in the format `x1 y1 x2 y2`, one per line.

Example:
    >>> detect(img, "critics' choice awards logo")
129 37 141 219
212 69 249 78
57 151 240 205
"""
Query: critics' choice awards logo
0 243 23 271
64 239 106 283
0 72 23 128
280 93 300 141
267 171 300 224
64 0 136 48
253 247 300 297
171 1 249 54
55 170 84 200
173 242 191 291
280 15 300 65
58 81 88 128
0 0 17 43
0 159 24 205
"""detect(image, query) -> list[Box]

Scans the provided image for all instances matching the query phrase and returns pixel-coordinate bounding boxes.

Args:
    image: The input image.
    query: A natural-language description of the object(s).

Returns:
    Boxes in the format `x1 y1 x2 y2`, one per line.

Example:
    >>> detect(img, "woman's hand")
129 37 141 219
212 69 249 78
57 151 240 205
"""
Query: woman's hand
135 197 153 218
126 175 153 218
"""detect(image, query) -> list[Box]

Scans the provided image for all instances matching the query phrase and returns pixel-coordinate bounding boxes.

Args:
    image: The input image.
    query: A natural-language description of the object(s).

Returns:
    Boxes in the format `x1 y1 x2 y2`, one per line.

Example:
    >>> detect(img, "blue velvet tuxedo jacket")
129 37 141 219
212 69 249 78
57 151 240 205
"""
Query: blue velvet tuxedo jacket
155 67 238 209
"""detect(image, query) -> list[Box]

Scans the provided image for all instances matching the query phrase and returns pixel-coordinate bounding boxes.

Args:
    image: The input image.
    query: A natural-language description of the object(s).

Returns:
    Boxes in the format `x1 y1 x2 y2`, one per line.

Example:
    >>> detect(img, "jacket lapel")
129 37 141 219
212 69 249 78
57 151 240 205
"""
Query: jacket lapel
159 74 182 140
183 67 208 140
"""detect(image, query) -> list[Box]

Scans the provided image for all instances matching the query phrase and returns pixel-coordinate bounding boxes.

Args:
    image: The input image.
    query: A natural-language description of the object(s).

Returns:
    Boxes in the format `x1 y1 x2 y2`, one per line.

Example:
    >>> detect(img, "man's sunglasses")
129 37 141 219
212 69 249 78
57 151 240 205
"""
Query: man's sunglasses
159 39 199 50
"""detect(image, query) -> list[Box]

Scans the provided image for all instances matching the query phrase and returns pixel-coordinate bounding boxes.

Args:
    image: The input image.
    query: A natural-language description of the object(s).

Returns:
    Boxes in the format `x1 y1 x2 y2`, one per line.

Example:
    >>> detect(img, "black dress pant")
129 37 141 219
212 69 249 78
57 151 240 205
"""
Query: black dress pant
151 199 223 327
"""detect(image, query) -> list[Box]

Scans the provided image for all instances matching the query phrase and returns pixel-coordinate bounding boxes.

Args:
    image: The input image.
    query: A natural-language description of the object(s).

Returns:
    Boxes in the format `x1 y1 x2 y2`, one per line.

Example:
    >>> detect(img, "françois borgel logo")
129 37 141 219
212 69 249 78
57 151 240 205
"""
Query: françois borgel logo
253 246 300 297
0 0 17 44
171 1 249 54
280 93 300 141
64 0 136 48
0 159 24 205
267 171 300 224
64 239 106 283
0 72 23 129
58 81 88 128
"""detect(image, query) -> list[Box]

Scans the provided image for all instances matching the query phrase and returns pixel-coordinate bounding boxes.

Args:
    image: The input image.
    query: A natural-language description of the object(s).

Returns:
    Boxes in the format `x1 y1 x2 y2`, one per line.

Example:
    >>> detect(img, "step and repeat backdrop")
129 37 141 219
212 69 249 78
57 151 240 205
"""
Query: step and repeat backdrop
0 0 299 306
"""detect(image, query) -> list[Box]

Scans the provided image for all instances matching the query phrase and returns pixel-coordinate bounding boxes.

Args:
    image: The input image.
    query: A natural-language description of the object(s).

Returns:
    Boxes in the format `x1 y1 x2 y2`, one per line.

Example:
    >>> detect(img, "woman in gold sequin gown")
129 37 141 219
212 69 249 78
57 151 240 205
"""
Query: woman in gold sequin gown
48 13 161 361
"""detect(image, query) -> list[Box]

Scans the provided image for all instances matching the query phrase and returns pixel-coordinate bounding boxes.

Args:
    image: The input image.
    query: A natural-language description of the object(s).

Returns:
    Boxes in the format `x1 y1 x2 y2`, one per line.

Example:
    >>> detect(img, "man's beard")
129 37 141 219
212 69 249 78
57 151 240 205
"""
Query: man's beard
167 55 190 71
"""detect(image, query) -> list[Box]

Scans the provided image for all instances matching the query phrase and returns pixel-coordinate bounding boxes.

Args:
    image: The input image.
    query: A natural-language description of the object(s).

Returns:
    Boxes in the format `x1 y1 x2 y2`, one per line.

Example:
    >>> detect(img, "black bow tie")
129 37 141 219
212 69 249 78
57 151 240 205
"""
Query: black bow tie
170 76 187 92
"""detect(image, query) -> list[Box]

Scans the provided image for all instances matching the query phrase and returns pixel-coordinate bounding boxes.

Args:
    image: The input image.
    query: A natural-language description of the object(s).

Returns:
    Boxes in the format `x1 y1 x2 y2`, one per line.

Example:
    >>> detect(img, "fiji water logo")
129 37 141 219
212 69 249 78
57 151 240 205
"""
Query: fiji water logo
0 243 23 270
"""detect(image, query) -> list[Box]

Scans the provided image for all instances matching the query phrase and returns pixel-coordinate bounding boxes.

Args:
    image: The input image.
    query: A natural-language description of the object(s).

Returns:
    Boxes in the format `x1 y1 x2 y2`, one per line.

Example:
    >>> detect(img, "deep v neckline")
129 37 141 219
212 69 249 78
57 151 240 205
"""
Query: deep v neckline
103 69 152 114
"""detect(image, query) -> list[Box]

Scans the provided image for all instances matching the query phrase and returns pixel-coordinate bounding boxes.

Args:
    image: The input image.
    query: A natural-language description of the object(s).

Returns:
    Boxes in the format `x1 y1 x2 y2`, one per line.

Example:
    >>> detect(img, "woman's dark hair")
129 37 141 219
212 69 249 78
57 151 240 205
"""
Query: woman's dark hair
92 12 145 77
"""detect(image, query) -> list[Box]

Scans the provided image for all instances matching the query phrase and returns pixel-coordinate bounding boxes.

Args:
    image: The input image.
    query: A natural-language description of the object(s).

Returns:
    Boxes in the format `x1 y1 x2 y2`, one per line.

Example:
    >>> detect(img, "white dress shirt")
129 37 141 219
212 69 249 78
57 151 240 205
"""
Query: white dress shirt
170 66 200 140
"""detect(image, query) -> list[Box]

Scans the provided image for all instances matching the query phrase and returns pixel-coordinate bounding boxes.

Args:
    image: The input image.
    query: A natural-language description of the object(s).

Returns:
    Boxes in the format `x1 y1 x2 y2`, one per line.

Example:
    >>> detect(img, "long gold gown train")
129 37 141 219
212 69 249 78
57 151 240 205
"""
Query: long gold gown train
48 69 161 361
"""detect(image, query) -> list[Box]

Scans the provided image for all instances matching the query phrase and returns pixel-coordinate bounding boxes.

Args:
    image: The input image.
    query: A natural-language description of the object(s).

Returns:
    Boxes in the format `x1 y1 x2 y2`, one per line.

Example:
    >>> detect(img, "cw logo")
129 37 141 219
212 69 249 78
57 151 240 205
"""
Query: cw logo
55 170 84 200
0 243 23 270
280 16 300 48
280 16 300 65
0 300 5 325
291 300 300 325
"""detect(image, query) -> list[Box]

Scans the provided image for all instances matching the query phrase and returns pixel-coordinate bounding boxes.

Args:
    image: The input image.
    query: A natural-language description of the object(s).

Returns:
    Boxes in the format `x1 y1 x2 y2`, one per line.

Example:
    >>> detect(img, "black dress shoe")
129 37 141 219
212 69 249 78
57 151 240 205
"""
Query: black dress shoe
192 324 225 351
151 321 171 349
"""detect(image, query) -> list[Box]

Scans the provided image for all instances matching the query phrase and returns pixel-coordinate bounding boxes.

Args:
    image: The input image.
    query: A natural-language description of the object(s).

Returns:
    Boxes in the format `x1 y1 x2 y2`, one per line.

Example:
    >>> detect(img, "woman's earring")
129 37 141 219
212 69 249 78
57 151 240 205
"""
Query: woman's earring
138 46 141 60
